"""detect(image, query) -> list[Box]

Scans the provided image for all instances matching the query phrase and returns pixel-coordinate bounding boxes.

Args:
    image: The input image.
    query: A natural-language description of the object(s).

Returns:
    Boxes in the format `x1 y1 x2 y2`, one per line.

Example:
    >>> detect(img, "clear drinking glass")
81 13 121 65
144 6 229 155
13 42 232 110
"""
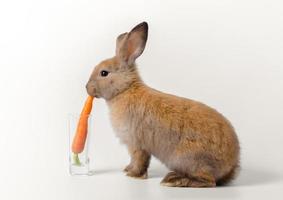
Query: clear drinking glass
68 114 92 175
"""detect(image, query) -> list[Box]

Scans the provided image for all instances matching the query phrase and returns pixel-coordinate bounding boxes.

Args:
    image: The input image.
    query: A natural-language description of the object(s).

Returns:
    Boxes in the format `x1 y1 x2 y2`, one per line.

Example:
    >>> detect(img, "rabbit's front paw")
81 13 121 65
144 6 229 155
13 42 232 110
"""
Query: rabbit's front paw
123 163 133 172
126 169 148 179
124 149 151 179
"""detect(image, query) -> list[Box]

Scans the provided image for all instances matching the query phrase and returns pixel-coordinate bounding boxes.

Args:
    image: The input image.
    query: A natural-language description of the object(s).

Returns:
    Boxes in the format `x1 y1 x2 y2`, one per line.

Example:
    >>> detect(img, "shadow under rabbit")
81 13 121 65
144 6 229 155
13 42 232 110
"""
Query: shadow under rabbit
89 165 283 188
231 167 283 187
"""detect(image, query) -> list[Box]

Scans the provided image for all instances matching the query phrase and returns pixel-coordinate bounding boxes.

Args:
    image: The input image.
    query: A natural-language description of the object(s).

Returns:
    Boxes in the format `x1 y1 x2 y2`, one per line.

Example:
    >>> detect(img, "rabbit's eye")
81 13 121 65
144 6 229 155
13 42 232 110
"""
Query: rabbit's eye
100 70 109 77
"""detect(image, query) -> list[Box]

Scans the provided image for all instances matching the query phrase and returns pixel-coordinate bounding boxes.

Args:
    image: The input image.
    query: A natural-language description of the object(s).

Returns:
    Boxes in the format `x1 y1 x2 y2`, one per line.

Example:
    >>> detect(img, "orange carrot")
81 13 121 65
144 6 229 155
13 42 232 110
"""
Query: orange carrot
72 96 94 165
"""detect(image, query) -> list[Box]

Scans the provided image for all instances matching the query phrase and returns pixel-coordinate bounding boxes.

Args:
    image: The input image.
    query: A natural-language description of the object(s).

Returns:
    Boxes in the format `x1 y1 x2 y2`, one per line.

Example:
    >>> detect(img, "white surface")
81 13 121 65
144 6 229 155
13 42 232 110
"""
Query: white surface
0 0 283 199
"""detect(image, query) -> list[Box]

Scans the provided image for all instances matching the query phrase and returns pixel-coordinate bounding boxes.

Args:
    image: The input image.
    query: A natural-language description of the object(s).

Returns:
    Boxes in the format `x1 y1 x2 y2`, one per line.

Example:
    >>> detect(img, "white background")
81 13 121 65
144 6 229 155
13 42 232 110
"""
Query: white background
0 0 283 199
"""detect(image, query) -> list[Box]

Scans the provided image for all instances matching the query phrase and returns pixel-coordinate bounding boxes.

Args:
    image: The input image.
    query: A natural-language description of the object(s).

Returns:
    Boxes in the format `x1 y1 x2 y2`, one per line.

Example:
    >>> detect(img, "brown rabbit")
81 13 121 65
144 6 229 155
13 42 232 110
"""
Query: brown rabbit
86 22 240 187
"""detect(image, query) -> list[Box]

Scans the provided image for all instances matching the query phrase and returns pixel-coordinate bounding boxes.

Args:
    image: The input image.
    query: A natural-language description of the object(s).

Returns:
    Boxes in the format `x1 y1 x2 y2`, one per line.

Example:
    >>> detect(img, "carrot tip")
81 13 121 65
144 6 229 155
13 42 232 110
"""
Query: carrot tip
73 153 81 166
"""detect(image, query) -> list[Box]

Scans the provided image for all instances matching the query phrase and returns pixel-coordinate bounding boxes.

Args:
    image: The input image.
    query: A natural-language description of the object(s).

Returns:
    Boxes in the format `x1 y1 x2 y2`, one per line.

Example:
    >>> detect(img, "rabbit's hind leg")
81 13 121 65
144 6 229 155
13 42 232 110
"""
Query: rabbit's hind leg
160 170 216 187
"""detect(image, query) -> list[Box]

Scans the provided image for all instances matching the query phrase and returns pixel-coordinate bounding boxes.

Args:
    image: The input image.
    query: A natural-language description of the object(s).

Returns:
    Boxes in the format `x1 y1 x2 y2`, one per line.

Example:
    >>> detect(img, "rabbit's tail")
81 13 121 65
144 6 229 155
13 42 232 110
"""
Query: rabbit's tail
216 164 240 186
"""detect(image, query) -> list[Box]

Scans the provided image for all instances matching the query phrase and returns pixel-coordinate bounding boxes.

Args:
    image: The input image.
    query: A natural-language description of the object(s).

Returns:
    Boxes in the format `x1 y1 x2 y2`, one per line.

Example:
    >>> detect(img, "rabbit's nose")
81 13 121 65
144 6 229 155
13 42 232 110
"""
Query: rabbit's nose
86 80 96 89
86 81 96 97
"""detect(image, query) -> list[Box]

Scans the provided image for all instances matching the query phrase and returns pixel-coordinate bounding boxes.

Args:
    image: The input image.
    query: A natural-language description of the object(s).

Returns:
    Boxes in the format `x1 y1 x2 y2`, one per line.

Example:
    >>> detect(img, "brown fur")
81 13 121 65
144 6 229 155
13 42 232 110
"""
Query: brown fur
86 22 240 187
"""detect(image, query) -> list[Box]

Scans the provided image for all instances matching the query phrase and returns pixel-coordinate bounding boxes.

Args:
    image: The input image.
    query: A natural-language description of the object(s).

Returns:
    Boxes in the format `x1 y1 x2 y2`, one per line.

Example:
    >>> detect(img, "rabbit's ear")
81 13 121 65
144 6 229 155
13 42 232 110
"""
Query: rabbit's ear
116 22 148 66
116 32 128 56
